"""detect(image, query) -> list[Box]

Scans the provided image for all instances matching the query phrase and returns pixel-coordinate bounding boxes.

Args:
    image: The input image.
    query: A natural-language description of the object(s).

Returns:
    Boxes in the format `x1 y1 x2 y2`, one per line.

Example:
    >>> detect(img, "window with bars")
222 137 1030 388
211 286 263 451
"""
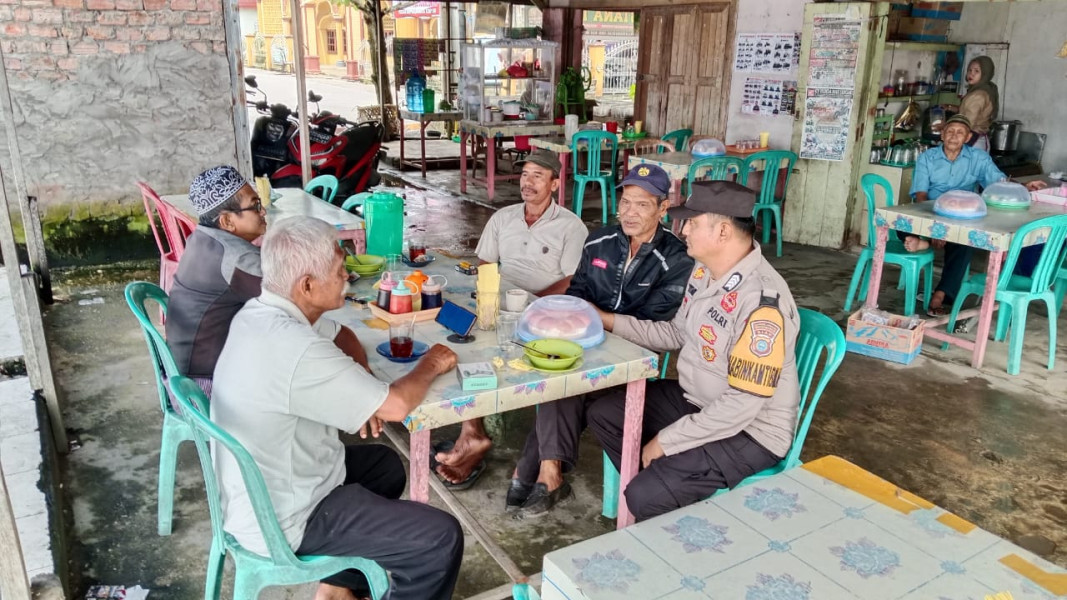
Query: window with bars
326 29 337 54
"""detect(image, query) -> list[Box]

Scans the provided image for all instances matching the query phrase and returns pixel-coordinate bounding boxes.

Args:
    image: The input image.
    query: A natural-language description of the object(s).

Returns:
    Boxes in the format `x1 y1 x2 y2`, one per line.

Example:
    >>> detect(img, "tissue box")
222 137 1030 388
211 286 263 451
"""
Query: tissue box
458 362 497 391
846 310 924 365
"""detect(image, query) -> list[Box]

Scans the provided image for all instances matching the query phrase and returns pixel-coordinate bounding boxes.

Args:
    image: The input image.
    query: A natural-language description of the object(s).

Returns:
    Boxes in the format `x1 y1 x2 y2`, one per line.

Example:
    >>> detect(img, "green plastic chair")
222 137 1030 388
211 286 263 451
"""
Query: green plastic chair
601 307 846 518
685 156 748 205
571 130 619 224
946 214 1067 376
168 376 391 600
744 150 797 258
123 281 194 537
658 129 693 154
844 174 935 316
305 174 339 204
1055 263 1067 317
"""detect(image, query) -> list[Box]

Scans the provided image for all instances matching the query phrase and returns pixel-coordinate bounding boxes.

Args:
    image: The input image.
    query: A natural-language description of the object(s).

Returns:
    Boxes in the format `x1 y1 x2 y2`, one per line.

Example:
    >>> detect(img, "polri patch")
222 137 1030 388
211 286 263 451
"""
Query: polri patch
721 291 738 313
592 258 608 269
723 272 742 291
748 319 782 358
727 299 785 398
693 267 707 280
701 345 717 363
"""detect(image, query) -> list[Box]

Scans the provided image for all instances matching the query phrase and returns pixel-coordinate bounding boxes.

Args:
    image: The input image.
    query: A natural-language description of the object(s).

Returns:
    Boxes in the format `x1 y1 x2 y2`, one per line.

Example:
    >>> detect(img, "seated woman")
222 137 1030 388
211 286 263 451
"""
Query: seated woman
165 165 267 393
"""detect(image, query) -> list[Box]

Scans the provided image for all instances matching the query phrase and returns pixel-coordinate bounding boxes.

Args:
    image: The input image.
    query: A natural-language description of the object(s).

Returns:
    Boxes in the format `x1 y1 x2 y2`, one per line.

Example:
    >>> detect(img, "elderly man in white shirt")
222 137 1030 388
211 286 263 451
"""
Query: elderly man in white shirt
211 216 462 600
434 150 589 490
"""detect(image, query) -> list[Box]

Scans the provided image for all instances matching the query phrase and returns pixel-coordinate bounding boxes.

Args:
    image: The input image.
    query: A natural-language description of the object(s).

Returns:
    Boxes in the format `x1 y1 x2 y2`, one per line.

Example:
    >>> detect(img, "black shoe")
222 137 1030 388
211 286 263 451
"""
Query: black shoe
506 479 534 512
516 481 573 518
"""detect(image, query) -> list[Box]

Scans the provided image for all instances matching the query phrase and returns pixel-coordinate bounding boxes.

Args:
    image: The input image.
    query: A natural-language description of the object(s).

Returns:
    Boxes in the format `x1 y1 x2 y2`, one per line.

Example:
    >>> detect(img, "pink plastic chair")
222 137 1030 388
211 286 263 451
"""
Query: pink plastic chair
138 182 194 294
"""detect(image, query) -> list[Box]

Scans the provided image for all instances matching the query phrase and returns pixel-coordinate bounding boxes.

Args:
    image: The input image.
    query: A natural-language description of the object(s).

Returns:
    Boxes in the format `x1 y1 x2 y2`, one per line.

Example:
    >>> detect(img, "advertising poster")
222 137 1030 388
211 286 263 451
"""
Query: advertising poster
800 88 854 161
807 16 861 88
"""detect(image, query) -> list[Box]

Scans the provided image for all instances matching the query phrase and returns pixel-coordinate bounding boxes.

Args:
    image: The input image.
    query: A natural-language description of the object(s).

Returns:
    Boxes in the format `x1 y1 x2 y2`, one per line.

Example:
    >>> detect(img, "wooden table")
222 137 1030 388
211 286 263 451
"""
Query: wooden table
542 455 1067 599
459 121 564 202
398 110 463 178
331 255 658 529
529 136 639 209
869 199 1067 369
165 187 367 250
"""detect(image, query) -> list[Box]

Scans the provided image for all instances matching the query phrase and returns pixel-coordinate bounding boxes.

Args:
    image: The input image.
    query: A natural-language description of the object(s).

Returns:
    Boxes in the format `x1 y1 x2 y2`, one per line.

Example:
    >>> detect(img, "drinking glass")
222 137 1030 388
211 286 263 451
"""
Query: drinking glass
389 320 415 358
497 312 520 357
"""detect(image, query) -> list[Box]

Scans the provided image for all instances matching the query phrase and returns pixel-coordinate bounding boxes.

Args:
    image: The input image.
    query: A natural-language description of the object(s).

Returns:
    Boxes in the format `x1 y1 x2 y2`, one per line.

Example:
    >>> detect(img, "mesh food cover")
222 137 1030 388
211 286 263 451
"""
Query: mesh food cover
982 181 1031 210
516 295 605 348
690 138 726 158
933 190 986 220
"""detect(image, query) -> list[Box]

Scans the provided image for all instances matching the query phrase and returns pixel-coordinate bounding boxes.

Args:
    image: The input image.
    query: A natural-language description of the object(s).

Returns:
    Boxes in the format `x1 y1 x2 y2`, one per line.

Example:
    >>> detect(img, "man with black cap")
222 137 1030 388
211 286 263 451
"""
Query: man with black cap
587 180 801 522
504 163 694 517
167 165 267 394
435 150 589 489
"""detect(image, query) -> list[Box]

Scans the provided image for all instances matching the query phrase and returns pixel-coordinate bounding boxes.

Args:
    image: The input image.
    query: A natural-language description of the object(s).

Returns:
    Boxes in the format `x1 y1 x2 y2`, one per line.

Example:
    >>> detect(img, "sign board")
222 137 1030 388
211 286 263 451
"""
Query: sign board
394 1 439 19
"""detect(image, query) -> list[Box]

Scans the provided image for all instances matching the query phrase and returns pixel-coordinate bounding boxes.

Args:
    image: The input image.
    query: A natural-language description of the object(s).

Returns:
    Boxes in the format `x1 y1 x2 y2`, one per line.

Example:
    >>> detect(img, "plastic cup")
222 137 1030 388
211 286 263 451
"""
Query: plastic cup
634 120 643 134
759 132 770 148
504 288 528 312
388 320 414 358
497 312 520 356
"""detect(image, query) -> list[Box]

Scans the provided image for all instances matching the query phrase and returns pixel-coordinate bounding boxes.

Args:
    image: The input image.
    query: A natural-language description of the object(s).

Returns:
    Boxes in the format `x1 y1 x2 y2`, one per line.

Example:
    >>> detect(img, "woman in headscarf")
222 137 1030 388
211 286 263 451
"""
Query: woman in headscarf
957 56 999 151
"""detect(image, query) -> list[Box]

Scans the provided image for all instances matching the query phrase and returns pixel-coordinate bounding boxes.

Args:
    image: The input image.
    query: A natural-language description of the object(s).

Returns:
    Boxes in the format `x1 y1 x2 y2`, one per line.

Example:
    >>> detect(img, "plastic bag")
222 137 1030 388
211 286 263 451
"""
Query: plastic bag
690 138 726 158
982 181 1031 210
933 190 986 220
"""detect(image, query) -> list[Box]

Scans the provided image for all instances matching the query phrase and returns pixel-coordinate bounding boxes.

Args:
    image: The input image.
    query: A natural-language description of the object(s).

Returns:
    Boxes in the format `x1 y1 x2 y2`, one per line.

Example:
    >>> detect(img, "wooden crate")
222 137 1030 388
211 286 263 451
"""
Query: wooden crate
368 302 441 324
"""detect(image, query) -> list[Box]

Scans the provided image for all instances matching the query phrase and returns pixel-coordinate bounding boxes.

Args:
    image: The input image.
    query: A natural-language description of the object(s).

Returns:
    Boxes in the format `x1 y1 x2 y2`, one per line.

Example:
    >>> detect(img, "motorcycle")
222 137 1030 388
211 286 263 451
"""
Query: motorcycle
245 75 385 203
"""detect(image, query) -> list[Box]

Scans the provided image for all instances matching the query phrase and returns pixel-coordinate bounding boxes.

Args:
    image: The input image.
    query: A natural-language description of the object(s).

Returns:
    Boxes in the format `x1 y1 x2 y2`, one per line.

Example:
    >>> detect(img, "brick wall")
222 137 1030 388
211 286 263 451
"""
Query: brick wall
0 0 239 208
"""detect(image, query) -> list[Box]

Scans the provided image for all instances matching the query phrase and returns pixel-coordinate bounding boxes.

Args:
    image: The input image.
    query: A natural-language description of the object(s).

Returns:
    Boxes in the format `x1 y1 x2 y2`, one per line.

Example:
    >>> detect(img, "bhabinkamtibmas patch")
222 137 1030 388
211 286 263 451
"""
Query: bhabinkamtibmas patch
728 293 784 397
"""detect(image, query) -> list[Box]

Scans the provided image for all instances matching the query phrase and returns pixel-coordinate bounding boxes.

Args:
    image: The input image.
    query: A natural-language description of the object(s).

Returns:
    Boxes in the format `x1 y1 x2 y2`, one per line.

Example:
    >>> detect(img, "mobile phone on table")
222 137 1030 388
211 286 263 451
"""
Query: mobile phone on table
435 300 477 338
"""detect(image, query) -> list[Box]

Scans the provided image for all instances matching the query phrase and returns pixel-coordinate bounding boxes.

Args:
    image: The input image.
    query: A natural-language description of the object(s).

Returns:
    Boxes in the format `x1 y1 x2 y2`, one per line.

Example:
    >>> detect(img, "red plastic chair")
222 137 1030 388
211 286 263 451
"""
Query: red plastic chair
138 182 194 293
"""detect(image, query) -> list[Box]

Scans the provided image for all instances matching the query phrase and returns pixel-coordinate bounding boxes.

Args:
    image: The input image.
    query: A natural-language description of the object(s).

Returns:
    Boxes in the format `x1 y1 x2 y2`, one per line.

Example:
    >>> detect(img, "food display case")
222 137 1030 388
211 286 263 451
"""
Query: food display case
460 39 558 124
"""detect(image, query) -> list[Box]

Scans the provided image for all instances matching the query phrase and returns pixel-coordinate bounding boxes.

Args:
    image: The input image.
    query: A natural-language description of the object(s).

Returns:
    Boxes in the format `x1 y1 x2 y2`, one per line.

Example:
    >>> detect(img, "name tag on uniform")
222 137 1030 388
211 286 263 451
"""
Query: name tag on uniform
592 258 608 269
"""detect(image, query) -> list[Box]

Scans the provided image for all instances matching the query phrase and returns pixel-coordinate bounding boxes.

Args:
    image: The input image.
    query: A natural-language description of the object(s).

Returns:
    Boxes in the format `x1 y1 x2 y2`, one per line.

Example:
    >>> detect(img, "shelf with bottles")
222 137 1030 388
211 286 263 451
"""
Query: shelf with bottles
459 38 558 125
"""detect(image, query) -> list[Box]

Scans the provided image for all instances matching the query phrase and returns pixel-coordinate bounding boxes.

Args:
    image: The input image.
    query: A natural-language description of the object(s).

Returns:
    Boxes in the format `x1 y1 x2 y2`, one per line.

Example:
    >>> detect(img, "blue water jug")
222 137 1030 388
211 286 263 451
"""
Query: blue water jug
346 192 404 257
406 70 425 113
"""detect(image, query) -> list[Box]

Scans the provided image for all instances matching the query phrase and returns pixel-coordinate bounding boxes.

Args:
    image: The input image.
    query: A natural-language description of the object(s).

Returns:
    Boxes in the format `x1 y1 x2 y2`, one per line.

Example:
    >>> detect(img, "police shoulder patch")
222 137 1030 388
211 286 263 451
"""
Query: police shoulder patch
723 272 743 291
727 295 784 398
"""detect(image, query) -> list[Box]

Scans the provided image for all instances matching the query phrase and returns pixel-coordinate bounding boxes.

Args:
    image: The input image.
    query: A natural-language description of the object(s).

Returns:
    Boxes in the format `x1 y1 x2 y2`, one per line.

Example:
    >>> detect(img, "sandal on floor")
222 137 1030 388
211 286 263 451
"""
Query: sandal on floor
926 305 949 318
429 440 487 491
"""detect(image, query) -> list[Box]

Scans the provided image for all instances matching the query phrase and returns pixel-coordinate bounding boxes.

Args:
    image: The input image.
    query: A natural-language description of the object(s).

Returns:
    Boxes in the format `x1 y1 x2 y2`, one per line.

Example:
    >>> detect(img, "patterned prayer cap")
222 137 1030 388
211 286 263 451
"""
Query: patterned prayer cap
188 165 247 216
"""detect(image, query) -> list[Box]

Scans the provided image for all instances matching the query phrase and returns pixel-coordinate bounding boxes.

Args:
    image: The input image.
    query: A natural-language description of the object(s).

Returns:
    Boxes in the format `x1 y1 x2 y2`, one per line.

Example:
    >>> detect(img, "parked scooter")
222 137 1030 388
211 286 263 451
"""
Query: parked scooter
245 75 385 202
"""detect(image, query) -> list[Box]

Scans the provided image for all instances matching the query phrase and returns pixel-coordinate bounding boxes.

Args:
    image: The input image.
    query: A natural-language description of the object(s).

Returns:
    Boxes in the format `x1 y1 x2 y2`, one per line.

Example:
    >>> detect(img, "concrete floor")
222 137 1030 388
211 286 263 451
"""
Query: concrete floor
45 168 1067 598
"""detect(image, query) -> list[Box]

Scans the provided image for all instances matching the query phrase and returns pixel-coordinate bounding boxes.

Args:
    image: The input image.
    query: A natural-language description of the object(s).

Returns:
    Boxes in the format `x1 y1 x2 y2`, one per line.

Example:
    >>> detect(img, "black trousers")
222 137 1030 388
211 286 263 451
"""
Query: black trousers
515 394 596 483
295 445 464 600
587 380 780 522
897 231 974 303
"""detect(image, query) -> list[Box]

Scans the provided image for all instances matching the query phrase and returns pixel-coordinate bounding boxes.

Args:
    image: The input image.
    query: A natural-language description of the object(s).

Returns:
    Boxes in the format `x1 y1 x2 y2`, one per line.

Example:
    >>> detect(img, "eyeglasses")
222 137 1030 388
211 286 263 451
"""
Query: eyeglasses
229 199 264 214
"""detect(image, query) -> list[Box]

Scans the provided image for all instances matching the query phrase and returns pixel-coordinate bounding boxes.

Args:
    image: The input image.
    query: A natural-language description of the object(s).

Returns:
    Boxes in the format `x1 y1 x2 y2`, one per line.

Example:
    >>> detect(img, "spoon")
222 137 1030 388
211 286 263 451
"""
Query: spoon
510 340 561 360
342 246 362 265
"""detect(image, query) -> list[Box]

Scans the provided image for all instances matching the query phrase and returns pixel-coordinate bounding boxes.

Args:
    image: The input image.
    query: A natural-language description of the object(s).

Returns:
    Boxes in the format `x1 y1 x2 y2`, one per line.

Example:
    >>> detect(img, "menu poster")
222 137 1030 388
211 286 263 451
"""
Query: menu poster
734 32 800 74
741 78 798 117
800 88 854 161
807 16 861 88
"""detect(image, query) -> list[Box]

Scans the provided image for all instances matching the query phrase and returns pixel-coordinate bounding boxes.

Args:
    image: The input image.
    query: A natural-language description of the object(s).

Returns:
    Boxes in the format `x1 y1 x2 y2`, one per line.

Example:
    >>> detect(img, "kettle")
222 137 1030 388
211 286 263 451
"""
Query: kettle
345 192 404 257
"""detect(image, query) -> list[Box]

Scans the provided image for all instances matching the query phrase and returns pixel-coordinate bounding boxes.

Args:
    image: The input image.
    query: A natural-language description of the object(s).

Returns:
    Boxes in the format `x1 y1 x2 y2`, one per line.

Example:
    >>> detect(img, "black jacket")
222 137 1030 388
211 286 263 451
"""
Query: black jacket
566 224 694 321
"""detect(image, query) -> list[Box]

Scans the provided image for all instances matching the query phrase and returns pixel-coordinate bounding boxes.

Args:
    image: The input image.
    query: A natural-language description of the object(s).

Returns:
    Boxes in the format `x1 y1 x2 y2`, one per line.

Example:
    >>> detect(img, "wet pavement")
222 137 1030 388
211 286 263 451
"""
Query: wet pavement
43 169 1067 598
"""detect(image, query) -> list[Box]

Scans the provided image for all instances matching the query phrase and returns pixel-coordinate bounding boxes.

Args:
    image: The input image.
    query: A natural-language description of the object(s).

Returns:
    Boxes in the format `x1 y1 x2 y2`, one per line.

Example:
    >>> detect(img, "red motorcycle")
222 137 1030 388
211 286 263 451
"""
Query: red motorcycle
246 75 384 203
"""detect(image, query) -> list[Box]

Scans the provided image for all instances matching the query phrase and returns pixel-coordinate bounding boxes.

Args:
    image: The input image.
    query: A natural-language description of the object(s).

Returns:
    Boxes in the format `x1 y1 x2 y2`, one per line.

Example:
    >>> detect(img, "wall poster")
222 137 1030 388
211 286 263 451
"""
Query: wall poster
742 77 798 117
800 88 854 161
807 16 861 88
734 33 801 74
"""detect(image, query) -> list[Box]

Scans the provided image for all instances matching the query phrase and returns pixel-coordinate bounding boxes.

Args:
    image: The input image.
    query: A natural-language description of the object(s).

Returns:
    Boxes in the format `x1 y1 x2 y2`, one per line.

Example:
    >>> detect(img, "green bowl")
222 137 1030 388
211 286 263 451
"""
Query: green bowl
345 254 385 274
524 339 583 370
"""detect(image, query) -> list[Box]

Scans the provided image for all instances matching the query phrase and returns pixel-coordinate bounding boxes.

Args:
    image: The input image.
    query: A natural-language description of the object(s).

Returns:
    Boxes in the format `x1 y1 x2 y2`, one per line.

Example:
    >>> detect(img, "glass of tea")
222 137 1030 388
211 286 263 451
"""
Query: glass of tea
389 320 415 358
408 241 426 263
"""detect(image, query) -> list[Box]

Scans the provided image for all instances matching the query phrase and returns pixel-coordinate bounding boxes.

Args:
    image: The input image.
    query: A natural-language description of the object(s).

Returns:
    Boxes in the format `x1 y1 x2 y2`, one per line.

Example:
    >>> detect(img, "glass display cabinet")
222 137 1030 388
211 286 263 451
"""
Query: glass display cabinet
460 39 558 124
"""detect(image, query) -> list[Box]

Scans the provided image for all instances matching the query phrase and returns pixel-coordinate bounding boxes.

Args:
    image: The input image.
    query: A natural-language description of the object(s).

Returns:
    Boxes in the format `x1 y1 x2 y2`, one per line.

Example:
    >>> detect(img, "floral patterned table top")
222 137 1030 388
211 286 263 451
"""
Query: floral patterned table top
876 201 1067 252
399 109 463 122
459 120 565 139
542 455 1067 600
329 256 658 433
530 136 638 154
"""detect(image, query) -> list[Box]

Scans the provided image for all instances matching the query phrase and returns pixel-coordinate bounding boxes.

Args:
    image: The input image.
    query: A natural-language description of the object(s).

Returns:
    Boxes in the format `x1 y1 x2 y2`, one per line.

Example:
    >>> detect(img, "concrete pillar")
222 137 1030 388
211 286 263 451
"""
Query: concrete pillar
303 2 321 73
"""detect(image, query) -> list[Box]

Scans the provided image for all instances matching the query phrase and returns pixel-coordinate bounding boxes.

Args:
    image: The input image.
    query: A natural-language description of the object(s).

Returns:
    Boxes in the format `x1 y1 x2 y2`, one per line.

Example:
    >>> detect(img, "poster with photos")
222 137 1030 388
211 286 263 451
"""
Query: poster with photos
734 32 800 74
741 78 797 117
800 88 854 161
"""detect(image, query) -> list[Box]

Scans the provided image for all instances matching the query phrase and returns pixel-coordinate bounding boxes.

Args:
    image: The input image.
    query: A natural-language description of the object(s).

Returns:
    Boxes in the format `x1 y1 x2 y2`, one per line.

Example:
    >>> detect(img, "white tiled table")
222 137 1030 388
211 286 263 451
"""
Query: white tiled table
330 255 658 528
542 455 1067 599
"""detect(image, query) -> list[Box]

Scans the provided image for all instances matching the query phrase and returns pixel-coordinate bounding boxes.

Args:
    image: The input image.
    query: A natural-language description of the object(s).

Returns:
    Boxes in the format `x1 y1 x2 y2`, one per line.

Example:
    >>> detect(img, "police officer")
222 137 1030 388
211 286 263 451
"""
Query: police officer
588 180 801 521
